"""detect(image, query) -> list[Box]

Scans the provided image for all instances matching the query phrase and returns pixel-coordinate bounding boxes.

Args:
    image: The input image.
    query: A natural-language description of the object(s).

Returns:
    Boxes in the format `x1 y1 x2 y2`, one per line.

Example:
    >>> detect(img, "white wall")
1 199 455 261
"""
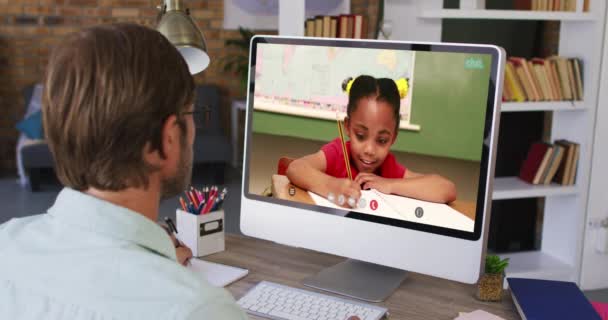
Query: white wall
580 9 608 289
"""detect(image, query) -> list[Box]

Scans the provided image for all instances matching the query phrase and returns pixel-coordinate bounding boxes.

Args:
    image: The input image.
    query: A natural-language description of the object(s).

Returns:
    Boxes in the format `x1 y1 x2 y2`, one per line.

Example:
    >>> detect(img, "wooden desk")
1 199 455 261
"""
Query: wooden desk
206 235 519 320
271 174 477 221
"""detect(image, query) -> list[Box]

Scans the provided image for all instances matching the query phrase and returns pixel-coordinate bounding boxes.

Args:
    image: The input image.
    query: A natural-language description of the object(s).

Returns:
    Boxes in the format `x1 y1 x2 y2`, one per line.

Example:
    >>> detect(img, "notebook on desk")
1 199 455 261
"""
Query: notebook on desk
188 259 248 287
308 189 474 231
507 277 600 320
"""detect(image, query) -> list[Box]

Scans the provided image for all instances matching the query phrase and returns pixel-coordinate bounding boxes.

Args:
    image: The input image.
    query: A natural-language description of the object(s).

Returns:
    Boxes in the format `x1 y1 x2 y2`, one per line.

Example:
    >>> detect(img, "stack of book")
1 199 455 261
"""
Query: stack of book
514 0 590 11
519 140 580 185
503 56 584 102
304 14 367 39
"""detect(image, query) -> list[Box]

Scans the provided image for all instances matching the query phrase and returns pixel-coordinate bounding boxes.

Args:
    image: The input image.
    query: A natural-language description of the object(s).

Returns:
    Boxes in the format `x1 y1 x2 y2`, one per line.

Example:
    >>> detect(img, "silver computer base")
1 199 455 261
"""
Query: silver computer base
302 259 408 302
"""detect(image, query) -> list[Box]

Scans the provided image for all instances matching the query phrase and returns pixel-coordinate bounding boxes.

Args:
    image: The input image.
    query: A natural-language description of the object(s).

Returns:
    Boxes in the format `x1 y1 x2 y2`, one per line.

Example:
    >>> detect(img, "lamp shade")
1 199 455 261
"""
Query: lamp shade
157 3 210 74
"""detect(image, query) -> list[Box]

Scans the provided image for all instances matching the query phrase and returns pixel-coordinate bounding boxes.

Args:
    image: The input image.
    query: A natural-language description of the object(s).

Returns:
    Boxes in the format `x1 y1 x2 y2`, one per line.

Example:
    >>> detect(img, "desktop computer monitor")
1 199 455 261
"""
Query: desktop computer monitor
240 36 504 302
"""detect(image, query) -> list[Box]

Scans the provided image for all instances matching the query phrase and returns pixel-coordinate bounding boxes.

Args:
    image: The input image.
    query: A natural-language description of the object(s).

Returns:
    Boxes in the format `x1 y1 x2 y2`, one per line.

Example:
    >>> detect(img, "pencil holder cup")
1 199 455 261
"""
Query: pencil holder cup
175 209 225 257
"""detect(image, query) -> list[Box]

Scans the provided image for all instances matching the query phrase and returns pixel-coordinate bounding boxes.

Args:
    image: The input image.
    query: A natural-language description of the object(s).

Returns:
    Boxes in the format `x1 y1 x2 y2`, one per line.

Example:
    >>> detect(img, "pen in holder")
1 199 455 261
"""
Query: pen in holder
175 208 225 257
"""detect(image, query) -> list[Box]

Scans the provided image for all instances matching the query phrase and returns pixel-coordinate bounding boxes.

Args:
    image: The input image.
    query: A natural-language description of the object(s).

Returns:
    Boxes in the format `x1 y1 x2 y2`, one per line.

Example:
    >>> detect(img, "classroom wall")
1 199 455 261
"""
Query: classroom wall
252 50 492 162
248 133 480 202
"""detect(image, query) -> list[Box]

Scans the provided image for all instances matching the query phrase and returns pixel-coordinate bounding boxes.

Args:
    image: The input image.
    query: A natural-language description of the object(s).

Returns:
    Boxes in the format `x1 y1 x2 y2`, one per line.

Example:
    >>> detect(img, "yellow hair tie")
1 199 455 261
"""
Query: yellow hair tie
345 78 354 94
395 78 408 99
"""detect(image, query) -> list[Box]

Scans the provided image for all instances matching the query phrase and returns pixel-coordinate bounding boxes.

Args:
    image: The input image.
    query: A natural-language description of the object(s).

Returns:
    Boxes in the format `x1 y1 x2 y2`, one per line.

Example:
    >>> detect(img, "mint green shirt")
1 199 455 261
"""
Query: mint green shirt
0 188 247 320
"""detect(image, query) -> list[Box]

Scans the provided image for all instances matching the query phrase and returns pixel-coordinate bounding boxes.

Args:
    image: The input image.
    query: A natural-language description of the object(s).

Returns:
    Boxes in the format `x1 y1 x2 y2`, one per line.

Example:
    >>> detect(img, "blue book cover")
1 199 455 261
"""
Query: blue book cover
507 277 600 320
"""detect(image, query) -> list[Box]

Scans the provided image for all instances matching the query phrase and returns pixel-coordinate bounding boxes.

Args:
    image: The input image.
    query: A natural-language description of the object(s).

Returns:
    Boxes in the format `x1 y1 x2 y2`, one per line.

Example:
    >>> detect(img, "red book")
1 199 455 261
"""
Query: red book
519 142 552 184
337 15 349 38
514 0 532 10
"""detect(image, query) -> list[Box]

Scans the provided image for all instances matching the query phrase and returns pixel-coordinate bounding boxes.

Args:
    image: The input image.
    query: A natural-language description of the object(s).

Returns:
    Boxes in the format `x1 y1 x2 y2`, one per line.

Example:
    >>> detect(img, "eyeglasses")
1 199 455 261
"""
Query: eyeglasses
180 107 210 129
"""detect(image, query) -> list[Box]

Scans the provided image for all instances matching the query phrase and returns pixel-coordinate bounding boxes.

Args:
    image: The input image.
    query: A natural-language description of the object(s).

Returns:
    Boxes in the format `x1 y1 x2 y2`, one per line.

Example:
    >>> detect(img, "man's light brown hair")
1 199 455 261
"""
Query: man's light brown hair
43 23 195 191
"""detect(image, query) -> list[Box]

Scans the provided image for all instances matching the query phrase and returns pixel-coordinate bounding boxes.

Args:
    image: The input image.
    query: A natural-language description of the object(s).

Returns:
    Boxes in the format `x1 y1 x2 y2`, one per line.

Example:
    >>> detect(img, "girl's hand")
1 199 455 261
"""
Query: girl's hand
355 173 394 194
327 177 361 208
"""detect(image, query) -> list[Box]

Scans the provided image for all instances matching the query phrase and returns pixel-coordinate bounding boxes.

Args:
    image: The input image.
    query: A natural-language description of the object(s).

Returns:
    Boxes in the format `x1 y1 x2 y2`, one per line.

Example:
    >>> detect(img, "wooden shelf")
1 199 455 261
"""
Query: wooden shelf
501 101 585 112
492 177 579 200
499 251 575 288
419 9 597 21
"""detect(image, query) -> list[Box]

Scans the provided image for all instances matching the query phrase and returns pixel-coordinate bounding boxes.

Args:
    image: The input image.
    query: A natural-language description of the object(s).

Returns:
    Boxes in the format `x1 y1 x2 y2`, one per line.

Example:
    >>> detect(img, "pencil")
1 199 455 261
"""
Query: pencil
179 197 188 212
336 118 353 180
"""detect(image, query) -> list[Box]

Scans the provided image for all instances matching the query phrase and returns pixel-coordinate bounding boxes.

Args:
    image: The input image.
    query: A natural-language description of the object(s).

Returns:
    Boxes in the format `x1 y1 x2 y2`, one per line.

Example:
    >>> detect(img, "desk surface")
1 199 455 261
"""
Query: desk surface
206 235 519 320
271 174 477 221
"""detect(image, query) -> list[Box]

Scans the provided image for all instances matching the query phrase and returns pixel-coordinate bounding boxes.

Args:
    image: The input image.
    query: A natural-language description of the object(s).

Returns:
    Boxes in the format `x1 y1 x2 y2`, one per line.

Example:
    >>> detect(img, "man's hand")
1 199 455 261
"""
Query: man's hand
175 245 193 266
355 173 394 194
160 222 193 266
168 232 193 266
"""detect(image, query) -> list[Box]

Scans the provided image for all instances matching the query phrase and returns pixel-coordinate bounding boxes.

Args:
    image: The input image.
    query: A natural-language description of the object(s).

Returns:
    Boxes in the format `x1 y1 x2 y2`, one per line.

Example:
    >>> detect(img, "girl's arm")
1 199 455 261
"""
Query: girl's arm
355 170 457 204
286 151 361 207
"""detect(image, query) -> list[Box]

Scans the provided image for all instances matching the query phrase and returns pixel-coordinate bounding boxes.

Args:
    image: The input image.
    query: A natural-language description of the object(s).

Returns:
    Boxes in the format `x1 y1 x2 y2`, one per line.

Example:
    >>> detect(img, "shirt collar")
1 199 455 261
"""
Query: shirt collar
47 188 177 261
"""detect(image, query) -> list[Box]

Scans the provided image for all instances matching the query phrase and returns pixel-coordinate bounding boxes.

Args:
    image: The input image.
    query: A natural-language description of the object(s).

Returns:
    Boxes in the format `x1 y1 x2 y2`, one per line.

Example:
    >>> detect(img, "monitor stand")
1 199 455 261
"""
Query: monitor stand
302 259 408 302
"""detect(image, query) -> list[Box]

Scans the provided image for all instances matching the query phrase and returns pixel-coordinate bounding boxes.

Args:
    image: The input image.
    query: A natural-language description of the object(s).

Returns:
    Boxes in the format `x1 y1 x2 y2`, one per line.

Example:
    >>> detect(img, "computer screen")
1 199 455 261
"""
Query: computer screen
244 37 499 239
240 36 503 287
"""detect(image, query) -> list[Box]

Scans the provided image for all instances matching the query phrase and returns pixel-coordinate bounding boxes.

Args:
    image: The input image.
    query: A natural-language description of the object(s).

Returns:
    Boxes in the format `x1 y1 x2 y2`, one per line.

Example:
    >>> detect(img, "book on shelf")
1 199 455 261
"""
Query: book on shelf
520 140 580 185
304 14 366 39
516 0 590 12
502 56 583 103
305 19 315 37
337 15 349 38
519 142 552 184
313 16 323 37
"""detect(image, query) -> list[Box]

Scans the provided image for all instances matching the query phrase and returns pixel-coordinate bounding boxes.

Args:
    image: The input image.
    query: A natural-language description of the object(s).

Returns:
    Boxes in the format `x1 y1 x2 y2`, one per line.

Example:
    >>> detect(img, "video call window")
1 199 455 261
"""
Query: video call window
246 43 493 235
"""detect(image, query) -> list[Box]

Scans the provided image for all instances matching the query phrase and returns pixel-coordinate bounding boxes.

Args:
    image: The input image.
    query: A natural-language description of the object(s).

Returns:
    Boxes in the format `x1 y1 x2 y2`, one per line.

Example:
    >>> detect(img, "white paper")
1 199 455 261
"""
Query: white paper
188 259 248 287
308 189 475 232
455 309 505 320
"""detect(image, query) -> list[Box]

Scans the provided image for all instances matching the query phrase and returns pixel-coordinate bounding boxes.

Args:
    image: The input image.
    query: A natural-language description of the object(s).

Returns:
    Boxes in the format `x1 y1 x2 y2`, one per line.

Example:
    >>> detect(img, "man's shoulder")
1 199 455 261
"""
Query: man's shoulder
0 214 46 243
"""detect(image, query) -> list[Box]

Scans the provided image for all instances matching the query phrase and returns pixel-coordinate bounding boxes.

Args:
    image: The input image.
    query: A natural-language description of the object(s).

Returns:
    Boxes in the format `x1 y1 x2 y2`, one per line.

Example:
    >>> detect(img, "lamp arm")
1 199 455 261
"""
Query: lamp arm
164 0 182 11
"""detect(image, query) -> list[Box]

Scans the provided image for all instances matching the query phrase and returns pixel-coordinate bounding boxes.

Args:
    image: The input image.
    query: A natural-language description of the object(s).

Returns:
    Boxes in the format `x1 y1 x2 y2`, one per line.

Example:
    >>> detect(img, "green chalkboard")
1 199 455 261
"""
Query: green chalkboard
252 51 492 162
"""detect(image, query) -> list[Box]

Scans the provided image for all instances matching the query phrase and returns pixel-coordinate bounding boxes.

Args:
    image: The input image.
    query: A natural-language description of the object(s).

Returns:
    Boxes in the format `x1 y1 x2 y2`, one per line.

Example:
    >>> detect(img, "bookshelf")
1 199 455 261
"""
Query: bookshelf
381 0 605 289
501 101 585 112
276 0 606 288
277 0 350 36
418 9 598 21
492 177 579 200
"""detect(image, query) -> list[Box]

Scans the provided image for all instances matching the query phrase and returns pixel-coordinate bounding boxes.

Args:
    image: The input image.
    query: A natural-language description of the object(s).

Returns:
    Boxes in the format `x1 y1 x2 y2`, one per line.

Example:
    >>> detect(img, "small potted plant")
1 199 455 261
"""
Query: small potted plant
476 254 509 301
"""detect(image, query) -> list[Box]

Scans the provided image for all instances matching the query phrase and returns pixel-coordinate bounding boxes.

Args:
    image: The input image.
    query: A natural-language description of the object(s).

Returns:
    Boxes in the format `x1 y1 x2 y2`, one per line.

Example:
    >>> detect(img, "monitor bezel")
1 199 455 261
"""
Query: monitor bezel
242 36 501 241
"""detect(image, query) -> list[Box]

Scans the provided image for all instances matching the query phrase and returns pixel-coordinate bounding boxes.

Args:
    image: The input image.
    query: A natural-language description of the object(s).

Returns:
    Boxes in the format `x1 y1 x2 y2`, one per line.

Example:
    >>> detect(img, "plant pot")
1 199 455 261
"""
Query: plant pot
476 273 504 302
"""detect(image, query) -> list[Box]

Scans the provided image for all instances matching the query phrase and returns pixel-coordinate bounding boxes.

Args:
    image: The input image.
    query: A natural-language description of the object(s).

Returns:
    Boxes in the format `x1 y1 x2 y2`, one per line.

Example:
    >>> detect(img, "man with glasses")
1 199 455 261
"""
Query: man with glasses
0 23 247 319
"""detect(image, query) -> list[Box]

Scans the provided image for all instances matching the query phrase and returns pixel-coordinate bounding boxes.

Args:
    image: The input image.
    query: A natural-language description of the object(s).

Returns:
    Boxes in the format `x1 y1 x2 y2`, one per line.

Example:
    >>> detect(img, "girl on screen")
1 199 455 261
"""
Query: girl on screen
286 75 457 208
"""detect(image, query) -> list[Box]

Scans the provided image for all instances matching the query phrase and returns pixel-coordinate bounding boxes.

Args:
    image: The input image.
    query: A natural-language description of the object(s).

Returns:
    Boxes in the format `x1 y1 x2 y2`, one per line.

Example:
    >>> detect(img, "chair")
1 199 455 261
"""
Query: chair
191 85 232 184
19 84 232 191
277 157 294 176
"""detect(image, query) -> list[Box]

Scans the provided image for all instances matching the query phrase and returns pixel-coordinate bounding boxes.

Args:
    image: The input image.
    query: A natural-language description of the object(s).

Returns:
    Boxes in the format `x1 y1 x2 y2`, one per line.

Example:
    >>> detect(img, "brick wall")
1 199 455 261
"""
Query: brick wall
0 0 374 174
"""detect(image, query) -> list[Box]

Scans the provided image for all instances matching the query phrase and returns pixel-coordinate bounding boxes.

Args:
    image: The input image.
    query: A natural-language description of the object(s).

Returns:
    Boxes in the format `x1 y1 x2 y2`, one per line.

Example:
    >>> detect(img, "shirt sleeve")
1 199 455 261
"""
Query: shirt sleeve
320 139 340 176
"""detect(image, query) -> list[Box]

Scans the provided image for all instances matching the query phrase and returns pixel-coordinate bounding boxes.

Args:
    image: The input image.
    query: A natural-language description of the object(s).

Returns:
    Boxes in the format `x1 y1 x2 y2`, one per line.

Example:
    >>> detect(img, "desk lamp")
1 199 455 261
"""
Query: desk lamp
157 0 210 74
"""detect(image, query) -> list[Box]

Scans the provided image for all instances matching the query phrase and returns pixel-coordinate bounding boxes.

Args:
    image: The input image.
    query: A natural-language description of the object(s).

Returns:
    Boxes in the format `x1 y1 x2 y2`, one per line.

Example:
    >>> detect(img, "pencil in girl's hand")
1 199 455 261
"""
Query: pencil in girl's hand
336 116 353 180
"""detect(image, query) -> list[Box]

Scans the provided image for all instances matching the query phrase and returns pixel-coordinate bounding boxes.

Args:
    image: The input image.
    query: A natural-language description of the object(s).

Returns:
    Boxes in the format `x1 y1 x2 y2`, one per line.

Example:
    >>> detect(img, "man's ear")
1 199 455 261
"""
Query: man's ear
142 114 181 173
160 114 181 158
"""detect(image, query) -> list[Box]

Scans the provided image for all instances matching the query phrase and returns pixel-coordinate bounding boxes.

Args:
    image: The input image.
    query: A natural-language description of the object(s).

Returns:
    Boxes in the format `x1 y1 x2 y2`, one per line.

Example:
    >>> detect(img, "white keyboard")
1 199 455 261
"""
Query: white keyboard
237 281 388 320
